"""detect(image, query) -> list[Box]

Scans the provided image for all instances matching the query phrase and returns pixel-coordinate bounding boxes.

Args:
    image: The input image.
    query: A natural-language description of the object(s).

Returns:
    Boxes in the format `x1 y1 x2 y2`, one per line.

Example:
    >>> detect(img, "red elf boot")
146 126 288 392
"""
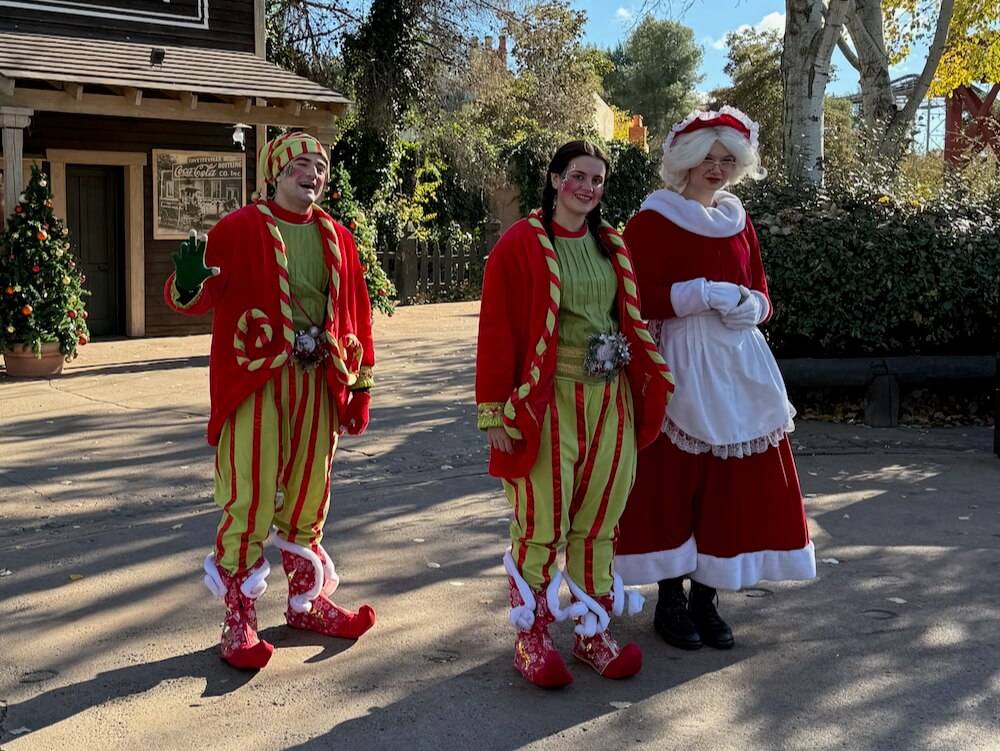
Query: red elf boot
203 553 274 670
567 574 644 679
270 530 376 640
505 549 574 688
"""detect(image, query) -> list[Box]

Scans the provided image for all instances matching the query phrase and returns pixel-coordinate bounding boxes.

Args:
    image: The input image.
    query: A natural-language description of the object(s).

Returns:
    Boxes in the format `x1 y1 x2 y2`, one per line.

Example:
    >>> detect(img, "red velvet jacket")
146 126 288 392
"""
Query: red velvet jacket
622 209 771 321
476 218 672 479
164 201 374 447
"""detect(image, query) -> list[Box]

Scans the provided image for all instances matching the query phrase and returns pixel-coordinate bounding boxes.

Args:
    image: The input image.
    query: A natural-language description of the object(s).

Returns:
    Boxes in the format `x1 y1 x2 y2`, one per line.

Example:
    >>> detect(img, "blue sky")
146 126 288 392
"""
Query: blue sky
576 0 929 97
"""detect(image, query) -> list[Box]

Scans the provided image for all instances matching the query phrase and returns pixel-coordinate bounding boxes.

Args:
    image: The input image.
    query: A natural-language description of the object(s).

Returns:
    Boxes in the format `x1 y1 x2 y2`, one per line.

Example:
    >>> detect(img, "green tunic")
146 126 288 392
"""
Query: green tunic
278 218 330 331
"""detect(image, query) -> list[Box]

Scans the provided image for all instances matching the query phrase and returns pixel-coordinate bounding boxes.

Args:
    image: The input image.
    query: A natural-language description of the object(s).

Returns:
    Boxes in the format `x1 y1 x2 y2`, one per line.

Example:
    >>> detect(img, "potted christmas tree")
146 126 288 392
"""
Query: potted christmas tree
0 165 90 377
324 163 396 316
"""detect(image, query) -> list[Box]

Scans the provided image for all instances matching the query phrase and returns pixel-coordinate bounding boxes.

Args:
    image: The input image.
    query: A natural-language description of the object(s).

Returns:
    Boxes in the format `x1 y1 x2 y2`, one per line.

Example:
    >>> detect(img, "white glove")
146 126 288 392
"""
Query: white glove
670 278 743 318
721 287 770 329
705 281 743 314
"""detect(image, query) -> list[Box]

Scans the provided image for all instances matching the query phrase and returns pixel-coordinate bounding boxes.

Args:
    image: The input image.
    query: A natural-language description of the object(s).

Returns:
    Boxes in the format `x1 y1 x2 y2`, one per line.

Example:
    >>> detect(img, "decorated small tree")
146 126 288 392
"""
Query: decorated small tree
324 162 396 316
0 165 90 363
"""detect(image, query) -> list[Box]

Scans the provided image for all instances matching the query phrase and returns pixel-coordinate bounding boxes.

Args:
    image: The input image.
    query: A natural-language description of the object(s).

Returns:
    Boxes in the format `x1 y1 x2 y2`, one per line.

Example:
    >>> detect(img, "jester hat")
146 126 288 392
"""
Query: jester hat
257 133 329 184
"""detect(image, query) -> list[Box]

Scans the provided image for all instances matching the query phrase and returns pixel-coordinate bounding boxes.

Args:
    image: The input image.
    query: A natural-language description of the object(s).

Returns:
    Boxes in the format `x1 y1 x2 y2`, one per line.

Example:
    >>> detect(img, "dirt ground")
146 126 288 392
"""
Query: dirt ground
1 301 998 750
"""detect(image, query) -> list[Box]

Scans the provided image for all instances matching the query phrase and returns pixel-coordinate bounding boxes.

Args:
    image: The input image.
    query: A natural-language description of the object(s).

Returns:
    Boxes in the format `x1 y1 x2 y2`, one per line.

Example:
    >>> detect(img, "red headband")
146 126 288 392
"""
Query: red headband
675 114 751 141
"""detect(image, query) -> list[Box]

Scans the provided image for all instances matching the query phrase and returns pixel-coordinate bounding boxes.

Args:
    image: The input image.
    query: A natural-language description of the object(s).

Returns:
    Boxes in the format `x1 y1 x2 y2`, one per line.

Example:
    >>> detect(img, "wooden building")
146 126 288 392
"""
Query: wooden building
0 0 349 337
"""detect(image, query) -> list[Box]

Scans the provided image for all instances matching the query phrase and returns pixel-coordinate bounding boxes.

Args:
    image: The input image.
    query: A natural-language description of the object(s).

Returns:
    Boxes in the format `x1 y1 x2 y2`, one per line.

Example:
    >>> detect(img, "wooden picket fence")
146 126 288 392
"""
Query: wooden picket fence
378 232 498 303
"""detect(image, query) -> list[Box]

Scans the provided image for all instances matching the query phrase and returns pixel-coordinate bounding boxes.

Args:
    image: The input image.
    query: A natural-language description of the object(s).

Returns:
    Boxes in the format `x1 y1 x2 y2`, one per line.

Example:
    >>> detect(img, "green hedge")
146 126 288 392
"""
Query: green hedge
743 181 1000 358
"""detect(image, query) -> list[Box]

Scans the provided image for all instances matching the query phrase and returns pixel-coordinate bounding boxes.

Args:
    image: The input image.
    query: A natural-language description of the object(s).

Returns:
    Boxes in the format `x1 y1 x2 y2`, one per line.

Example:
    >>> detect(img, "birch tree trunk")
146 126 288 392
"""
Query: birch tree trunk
839 0 955 170
781 0 851 185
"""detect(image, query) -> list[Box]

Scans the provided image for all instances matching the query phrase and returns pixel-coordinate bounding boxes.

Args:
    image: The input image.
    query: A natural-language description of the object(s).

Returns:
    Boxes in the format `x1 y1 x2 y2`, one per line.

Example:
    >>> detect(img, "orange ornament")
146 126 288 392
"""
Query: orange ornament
331 191 341 200
78 335 88 346
4 286 13 295
21 304 33 315
349 219 358 230
37 230 49 241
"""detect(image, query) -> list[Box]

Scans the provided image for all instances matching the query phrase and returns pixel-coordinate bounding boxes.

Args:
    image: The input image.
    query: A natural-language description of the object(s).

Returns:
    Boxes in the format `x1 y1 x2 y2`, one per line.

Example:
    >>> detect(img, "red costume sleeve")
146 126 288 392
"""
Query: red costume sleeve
623 210 682 320
475 221 531 412
162 215 235 315
745 216 773 323
335 222 376 379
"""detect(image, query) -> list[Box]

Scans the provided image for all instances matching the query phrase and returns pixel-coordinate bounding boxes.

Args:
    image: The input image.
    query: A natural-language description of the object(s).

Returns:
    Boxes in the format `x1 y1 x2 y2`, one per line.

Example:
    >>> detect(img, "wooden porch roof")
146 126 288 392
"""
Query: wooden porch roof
0 31 351 128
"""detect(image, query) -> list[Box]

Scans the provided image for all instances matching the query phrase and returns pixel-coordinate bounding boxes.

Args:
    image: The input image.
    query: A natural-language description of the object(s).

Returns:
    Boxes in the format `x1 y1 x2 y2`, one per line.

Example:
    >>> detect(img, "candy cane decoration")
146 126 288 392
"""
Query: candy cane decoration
315 209 363 386
233 199 363 384
501 210 562 440
599 221 675 400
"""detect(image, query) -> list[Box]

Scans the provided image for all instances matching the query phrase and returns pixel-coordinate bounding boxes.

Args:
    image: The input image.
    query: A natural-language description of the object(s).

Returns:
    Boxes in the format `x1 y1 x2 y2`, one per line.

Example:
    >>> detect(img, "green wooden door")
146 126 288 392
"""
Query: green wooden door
66 165 124 337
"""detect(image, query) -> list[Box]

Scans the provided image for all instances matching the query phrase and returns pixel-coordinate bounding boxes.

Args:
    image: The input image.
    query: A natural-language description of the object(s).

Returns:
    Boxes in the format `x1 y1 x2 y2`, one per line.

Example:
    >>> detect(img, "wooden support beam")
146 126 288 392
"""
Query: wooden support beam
65 82 84 101
123 87 143 106
124 164 145 337
181 92 198 110
236 97 252 114
284 100 302 118
0 75 13 96
2 89 336 128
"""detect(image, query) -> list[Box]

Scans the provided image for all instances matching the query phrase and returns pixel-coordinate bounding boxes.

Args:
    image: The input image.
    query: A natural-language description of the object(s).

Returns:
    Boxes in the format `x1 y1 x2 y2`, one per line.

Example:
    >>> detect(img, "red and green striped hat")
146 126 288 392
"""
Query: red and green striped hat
257 133 329 184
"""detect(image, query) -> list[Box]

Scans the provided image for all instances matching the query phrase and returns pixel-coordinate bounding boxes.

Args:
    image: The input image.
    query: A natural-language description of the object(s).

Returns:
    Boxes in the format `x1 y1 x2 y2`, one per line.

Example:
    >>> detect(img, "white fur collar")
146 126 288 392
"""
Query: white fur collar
639 189 746 238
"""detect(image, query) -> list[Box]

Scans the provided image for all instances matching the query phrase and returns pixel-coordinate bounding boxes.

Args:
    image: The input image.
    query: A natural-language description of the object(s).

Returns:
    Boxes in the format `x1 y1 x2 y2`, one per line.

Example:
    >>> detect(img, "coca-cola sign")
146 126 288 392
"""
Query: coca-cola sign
153 150 246 240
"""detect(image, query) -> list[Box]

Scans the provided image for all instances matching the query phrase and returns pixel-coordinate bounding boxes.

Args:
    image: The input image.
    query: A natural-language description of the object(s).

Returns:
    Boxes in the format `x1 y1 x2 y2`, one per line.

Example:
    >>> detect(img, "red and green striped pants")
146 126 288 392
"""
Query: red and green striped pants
504 373 636 596
213 364 338 573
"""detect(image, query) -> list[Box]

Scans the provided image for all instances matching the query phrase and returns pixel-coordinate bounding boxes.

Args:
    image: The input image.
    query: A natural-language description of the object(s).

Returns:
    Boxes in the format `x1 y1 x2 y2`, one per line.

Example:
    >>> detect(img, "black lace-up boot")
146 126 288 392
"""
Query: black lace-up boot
653 577 702 650
688 580 735 649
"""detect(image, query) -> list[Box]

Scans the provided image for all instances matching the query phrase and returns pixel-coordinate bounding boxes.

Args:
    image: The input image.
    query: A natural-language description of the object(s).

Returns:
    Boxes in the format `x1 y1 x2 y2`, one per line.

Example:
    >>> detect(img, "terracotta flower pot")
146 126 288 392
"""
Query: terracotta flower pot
2 341 65 377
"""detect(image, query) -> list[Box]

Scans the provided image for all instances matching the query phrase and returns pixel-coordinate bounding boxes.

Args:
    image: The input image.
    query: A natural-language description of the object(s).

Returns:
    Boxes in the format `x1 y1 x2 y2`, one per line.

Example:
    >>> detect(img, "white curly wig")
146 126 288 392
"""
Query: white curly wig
659 108 767 193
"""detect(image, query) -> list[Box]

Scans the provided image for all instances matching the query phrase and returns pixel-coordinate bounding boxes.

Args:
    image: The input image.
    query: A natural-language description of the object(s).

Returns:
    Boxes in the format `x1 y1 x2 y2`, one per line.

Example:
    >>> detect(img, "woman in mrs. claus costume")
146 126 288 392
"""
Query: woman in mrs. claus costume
615 107 816 651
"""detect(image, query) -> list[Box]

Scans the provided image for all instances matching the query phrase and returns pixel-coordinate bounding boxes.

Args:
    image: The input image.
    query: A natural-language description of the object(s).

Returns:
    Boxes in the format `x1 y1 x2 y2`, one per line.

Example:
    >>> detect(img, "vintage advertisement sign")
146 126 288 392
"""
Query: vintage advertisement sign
0 0 210 28
152 150 245 240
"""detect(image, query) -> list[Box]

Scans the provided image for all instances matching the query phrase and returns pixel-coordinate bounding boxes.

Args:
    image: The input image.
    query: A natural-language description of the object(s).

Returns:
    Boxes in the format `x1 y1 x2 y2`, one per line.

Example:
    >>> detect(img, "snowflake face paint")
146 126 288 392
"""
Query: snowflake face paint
553 155 606 226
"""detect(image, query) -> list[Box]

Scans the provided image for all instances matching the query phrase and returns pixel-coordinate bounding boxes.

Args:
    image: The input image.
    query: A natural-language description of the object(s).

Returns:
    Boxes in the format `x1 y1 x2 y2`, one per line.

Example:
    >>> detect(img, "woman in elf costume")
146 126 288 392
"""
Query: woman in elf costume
164 133 376 670
476 140 674 687
615 107 816 651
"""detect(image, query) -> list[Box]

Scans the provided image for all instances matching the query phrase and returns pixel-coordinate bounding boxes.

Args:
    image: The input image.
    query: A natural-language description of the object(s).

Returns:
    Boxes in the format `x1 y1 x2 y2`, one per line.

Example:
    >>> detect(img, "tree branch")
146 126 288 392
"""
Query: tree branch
837 29 861 71
884 0 956 151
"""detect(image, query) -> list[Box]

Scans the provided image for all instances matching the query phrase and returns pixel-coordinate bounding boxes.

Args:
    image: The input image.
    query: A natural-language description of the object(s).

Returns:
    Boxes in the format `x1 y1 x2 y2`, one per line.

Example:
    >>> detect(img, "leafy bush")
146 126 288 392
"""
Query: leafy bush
744 179 1000 357
603 140 660 229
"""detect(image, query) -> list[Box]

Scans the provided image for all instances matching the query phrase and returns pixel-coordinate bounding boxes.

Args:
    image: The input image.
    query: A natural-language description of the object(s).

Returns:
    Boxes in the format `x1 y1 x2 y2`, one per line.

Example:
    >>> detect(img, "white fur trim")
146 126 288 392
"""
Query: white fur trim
564 572 610 637
203 553 226 597
269 529 323 614
546 570 587 622
613 573 646 616
693 541 817 591
663 106 760 156
317 542 340 597
203 553 269 599
614 535 698 585
241 558 270 599
640 189 746 238
503 548 536 629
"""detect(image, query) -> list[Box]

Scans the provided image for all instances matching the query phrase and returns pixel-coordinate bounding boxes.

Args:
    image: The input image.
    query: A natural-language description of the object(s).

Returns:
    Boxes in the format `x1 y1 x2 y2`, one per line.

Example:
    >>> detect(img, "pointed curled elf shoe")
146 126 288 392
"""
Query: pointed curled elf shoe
270 529 376 640
504 549 574 688
566 572 644 679
203 553 275 670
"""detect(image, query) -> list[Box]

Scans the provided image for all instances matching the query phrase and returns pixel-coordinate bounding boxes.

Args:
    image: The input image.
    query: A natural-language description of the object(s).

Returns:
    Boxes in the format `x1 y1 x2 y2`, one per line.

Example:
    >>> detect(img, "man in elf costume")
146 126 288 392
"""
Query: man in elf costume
164 133 376 669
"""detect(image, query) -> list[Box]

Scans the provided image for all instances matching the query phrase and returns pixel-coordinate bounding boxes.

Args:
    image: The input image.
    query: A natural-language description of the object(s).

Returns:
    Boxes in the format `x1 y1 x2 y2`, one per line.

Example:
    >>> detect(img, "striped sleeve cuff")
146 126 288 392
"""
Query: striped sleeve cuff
477 402 505 430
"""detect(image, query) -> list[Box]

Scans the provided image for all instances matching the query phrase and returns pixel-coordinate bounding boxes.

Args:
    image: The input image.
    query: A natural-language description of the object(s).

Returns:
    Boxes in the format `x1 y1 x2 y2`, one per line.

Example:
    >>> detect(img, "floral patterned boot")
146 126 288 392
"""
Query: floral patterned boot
509 576 574 688
274 533 376 640
204 554 274 670
572 594 642 679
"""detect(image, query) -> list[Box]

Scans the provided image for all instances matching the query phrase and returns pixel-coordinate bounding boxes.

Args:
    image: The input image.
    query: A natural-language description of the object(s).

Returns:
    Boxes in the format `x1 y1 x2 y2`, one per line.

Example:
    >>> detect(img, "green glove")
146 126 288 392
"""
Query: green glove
171 230 216 292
